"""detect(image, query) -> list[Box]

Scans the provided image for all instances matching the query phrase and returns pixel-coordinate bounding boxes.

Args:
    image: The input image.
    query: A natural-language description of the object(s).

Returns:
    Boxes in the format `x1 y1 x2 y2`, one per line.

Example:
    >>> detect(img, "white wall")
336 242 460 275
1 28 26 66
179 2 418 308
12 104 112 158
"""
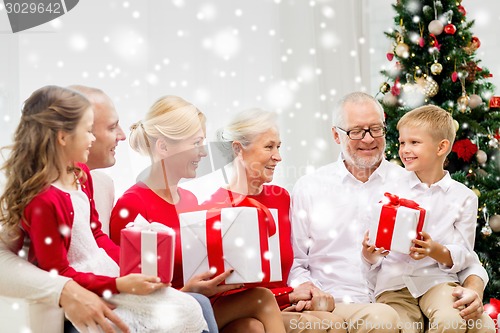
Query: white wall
0 0 498 199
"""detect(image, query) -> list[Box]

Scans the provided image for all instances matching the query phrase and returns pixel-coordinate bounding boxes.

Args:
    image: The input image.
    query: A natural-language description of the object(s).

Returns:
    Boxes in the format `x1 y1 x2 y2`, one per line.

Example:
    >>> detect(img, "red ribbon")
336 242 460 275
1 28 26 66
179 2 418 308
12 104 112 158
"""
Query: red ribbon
429 33 441 51
490 96 500 109
376 192 426 250
203 197 276 283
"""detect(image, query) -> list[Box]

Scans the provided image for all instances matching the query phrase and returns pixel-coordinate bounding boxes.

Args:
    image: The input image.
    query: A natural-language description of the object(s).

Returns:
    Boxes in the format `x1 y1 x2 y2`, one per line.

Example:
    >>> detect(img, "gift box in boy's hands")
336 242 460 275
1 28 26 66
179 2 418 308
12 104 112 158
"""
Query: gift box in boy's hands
368 192 427 254
178 205 282 285
120 214 175 283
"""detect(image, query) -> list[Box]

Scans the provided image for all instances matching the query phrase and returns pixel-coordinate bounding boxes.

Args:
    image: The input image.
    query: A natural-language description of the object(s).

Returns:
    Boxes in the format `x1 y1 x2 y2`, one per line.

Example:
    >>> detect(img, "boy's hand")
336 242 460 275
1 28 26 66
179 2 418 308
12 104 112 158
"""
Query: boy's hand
410 231 435 260
410 231 453 267
362 230 389 265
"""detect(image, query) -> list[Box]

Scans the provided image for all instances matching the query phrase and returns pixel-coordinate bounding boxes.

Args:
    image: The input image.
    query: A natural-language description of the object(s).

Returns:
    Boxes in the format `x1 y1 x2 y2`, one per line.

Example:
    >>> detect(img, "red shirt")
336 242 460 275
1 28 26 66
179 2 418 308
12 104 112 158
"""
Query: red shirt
204 185 294 309
109 183 199 289
22 163 120 295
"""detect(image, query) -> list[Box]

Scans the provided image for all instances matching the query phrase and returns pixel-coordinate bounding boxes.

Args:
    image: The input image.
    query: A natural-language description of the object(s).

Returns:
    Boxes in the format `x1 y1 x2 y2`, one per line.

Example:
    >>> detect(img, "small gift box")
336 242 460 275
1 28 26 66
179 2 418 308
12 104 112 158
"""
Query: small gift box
369 192 427 254
179 204 282 285
120 215 175 283
489 96 500 110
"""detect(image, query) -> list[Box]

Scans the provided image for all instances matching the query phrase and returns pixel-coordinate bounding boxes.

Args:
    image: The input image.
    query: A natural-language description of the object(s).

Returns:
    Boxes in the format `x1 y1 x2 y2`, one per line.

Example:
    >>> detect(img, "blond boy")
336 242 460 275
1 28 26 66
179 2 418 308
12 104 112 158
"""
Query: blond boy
362 105 494 333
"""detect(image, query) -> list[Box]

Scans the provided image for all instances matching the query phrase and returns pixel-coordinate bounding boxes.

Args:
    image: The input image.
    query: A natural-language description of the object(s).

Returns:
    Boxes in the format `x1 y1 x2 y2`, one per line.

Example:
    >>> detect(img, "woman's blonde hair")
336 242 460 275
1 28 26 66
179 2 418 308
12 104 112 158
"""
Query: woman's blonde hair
0 85 91 233
129 96 205 159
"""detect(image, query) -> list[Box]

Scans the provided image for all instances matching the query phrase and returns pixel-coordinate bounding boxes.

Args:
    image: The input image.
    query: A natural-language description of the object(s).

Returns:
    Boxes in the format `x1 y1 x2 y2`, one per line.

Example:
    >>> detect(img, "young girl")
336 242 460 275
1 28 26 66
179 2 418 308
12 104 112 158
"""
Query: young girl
0 86 207 333
109 96 286 333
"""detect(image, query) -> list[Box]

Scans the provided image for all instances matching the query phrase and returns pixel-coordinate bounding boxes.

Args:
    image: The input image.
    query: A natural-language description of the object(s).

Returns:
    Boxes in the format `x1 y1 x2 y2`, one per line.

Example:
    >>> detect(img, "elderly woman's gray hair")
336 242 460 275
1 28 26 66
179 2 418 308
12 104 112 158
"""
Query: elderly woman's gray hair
216 108 278 156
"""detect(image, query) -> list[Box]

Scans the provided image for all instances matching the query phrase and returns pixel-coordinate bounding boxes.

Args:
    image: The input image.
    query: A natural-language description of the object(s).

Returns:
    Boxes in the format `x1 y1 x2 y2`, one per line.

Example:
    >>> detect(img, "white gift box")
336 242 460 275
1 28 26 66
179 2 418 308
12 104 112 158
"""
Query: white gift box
369 194 427 254
179 206 282 284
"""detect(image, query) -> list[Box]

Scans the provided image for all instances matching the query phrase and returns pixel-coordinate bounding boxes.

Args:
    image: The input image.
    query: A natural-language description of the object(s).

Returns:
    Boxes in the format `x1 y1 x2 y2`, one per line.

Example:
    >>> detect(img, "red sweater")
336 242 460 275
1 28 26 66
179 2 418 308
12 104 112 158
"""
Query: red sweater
22 163 120 295
109 183 199 289
204 185 294 309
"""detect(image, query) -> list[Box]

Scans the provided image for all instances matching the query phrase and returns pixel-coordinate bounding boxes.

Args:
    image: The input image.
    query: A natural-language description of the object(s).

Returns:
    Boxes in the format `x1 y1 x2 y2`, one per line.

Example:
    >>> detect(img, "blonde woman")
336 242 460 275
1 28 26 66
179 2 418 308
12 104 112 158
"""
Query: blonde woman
110 96 286 333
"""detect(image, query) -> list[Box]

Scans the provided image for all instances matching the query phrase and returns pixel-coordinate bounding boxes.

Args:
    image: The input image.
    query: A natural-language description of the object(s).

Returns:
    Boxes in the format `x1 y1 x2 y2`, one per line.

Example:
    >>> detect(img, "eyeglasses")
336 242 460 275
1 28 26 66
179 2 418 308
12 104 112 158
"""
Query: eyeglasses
335 126 387 140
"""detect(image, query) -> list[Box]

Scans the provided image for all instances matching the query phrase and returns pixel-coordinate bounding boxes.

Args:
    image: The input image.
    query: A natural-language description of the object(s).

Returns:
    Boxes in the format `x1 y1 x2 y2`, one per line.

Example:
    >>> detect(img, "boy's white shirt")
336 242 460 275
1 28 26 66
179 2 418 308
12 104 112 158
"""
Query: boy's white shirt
366 171 480 298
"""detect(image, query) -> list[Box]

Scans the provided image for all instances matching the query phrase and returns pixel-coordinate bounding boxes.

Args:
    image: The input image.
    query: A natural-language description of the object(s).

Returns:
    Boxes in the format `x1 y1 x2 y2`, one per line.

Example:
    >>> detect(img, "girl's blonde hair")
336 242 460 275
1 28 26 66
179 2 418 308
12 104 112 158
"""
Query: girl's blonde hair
0 85 91 233
129 96 205 159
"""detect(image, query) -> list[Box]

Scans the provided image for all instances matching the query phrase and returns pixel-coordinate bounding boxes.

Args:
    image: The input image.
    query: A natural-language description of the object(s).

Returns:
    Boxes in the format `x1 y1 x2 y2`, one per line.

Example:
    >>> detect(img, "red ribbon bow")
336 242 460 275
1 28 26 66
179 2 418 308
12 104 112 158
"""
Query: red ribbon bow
384 192 421 210
375 193 426 251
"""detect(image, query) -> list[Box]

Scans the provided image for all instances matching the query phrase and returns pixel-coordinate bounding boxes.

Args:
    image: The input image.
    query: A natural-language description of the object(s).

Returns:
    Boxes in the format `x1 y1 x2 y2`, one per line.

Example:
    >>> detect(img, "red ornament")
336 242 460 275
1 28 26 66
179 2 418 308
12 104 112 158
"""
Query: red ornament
471 36 481 48
444 24 456 34
387 52 394 61
458 5 466 16
494 129 500 141
452 139 478 162
419 37 425 47
451 71 459 82
391 77 401 96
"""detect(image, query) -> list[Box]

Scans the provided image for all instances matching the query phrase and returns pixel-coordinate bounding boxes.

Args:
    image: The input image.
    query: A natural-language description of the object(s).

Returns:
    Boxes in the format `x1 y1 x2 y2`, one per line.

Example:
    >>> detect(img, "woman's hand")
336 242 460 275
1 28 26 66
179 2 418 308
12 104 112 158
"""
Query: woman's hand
181 269 243 297
116 274 167 295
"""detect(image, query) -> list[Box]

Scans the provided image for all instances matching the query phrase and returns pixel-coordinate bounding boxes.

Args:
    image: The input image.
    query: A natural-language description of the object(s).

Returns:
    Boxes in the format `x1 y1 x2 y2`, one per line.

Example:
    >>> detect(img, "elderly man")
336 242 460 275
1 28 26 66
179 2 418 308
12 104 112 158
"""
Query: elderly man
289 92 491 332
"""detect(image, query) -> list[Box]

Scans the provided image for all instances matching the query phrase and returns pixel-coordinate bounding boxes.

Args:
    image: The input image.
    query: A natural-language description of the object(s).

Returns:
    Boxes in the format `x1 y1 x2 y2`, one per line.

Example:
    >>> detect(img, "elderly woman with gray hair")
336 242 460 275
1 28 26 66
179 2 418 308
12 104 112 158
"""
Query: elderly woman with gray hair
205 108 346 333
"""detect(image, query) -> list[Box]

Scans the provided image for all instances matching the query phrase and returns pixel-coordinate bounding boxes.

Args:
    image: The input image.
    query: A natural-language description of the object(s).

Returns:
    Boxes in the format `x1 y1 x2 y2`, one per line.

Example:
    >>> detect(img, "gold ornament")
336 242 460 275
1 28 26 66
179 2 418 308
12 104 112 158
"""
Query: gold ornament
430 62 443 75
468 94 482 109
476 150 487 164
489 215 500 232
472 188 481 197
476 168 488 177
453 119 459 132
395 43 410 58
482 225 492 236
417 75 439 97
379 82 391 94
457 94 470 113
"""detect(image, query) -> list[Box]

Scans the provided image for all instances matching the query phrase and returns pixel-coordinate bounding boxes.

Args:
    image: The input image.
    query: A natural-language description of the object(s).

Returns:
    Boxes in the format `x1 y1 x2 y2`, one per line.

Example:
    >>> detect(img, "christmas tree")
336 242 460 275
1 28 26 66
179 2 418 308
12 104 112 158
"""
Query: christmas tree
378 0 500 299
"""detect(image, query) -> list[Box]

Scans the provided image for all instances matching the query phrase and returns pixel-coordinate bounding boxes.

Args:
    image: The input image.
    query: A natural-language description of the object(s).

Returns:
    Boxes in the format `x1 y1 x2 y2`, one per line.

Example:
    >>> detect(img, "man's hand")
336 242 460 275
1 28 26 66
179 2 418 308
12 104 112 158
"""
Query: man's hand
288 281 315 305
284 282 334 312
308 288 335 312
452 285 484 320
60 280 129 333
